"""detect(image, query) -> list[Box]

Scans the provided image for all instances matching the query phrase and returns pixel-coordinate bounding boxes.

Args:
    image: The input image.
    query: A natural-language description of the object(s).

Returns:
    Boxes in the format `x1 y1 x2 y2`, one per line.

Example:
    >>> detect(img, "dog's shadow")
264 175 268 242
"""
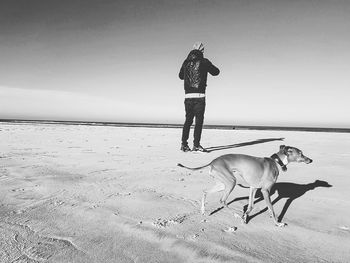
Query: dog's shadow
205 138 285 153
210 180 332 222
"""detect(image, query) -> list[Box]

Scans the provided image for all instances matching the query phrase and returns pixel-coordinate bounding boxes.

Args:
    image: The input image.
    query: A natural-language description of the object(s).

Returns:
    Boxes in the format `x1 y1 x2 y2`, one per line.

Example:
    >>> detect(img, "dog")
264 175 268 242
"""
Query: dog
177 145 312 227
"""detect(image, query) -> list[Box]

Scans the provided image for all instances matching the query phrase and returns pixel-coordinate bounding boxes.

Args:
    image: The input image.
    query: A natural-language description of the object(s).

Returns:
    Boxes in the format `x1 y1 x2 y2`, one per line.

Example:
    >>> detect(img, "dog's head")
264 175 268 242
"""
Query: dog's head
279 145 313 164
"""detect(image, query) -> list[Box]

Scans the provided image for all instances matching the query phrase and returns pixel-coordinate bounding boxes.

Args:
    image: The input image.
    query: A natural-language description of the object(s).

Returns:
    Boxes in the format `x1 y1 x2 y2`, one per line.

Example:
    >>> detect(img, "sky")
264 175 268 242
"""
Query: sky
0 0 349 128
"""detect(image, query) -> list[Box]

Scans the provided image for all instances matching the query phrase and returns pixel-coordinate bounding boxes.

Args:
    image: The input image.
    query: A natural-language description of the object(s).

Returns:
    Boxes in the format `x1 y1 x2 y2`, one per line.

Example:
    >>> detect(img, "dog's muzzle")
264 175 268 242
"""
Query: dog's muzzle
304 157 313 164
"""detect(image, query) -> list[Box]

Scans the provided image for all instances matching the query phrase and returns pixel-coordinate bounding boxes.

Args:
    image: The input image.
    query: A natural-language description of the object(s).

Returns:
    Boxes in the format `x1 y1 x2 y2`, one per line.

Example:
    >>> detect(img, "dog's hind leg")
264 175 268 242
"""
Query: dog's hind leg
242 187 257 224
219 176 236 208
201 181 225 215
201 168 228 215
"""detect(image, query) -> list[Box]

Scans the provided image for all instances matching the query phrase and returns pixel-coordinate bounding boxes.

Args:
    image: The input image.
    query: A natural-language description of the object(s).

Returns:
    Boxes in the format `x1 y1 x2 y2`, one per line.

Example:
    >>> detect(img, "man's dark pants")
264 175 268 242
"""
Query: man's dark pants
181 97 206 147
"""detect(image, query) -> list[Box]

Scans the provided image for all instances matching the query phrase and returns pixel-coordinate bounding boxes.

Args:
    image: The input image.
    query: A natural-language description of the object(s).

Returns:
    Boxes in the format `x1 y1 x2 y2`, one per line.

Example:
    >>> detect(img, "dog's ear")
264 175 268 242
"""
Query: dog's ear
279 145 289 155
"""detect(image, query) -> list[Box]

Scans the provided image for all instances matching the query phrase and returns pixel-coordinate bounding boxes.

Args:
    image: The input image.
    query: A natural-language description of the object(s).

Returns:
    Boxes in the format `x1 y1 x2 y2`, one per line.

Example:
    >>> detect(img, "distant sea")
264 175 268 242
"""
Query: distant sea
1 119 349 133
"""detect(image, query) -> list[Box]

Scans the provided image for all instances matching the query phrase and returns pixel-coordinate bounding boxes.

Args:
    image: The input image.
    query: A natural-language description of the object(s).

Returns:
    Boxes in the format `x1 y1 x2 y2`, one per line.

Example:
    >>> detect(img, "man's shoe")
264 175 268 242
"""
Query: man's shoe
180 144 191 152
192 145 208 152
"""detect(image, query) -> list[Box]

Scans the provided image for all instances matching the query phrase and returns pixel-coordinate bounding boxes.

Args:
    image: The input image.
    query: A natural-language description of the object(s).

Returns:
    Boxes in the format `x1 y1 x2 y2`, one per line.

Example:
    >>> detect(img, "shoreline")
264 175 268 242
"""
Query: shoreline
1 118 349 133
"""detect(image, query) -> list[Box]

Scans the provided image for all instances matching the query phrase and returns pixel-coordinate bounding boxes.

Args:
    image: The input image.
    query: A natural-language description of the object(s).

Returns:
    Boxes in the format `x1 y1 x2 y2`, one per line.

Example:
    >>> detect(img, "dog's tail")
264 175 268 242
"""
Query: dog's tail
177 162 211 171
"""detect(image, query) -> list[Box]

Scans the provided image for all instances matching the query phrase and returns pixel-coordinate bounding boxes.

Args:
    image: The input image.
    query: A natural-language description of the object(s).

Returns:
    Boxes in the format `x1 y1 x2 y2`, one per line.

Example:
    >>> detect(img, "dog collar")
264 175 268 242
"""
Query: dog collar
271 153 288 172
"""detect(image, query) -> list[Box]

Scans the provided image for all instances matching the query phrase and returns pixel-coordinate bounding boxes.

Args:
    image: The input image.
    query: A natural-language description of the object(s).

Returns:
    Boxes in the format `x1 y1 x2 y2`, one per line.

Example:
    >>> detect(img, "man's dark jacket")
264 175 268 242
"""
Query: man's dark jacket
178 50 220 94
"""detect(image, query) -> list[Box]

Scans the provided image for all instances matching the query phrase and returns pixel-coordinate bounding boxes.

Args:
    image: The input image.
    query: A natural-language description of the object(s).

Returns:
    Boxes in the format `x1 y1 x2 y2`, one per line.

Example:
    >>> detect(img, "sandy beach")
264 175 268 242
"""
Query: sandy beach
0 123 349 263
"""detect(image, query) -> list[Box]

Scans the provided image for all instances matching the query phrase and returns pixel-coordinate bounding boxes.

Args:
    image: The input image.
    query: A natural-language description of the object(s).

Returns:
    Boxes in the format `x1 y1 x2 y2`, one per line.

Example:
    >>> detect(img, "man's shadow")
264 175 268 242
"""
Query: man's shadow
209 180 332 222
205 138 285 153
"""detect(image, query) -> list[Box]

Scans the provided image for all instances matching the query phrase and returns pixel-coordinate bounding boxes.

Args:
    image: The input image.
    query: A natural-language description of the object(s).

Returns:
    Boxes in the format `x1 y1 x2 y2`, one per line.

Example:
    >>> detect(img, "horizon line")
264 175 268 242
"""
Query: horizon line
1 118 349 133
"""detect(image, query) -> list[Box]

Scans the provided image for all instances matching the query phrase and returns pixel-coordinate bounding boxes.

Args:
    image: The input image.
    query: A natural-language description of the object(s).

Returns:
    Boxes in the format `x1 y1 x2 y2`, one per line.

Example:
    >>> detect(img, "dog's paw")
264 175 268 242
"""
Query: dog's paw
275 222 287 227
242 214 248 224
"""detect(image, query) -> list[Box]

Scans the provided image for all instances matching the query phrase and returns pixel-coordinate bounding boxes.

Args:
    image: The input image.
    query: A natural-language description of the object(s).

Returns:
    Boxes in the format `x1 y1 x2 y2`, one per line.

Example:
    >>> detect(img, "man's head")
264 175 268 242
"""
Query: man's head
193 42 204 53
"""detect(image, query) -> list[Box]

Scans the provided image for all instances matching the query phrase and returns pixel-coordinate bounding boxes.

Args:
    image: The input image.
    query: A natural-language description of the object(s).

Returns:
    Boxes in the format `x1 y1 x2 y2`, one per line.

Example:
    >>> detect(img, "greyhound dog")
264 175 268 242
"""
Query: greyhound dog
178 145 312 227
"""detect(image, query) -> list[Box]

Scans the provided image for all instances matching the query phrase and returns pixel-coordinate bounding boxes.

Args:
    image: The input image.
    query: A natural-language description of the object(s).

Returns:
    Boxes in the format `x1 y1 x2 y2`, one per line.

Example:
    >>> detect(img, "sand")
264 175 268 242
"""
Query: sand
0 123 349 263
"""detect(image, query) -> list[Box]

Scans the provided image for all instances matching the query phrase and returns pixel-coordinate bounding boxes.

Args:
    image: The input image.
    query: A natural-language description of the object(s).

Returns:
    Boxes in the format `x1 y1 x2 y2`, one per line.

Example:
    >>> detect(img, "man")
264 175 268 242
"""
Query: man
178 42 220 152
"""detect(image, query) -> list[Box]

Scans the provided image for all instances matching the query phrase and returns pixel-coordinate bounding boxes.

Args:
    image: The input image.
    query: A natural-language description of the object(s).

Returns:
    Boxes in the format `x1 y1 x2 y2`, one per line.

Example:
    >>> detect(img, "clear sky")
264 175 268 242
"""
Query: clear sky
0 0 349 127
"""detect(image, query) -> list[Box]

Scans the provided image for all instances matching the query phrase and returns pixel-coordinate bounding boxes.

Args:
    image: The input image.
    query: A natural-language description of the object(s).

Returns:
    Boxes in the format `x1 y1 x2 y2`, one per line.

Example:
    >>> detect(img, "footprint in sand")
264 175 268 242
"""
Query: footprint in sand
152 214 188 228
13 209 25 215
11 188 26 192
25 242 55 261
11 254 37 263
222 226 238 233
1 222 82 263
52 200 65 206
339 226 349 231
188 233 200 241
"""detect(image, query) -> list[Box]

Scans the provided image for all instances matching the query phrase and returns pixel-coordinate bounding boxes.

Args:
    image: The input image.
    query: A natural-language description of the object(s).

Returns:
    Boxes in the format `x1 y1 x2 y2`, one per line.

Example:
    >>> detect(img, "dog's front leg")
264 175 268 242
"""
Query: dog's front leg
261 189 286 227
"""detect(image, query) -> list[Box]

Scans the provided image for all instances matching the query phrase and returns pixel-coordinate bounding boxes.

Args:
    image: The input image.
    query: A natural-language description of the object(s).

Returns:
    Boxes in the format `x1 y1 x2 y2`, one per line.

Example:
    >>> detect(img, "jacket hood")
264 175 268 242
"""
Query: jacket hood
186 49 203 61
